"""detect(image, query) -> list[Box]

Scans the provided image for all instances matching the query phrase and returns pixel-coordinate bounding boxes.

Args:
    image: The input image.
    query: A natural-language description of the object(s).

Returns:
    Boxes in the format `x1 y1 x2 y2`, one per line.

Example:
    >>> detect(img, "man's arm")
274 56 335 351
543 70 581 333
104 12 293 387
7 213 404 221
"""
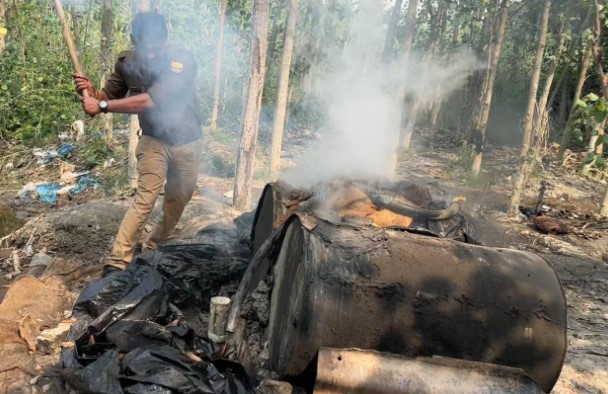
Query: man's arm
80 94 155 116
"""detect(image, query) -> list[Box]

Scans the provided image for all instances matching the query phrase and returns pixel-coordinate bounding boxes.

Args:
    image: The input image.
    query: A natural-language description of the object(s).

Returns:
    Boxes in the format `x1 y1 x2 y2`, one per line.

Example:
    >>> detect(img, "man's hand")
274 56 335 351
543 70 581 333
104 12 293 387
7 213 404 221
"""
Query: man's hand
72 73 97 98
80 96 101 116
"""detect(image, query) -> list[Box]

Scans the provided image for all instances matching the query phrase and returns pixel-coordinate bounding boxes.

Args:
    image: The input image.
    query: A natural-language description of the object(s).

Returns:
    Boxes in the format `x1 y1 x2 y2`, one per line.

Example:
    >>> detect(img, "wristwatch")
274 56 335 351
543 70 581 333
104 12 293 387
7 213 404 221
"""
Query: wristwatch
99 100 109 113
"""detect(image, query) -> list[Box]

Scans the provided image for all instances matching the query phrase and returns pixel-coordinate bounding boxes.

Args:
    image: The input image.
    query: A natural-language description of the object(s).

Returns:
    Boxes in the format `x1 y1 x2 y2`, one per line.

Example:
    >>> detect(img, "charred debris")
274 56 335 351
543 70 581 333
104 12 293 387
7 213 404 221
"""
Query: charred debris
59 179 566 393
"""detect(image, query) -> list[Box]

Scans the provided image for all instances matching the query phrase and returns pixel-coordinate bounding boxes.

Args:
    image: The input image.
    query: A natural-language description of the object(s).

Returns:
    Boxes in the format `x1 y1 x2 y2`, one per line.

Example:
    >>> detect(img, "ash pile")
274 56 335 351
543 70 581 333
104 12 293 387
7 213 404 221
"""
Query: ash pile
60 179 567 394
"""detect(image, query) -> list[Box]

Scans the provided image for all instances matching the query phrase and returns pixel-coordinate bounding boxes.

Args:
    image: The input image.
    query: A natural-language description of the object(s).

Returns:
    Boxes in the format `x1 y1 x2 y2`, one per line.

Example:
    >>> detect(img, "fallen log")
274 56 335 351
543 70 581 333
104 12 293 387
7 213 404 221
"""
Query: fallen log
265 215 566 393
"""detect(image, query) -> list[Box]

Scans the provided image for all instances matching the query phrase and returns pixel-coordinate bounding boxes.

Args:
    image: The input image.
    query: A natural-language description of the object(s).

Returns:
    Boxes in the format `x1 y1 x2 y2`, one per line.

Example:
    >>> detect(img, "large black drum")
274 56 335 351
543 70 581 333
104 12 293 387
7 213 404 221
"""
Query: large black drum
266 215 566 393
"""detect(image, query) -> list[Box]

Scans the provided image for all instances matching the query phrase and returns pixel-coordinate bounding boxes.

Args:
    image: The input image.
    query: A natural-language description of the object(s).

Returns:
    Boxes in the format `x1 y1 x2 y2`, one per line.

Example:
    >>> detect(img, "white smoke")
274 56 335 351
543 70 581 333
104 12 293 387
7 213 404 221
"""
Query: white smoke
283 0 481 188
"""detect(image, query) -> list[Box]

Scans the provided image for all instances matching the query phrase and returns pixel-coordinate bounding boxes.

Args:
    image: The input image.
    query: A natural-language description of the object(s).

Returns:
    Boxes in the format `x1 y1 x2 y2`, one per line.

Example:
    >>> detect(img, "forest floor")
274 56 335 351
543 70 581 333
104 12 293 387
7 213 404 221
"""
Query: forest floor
0 128 607 393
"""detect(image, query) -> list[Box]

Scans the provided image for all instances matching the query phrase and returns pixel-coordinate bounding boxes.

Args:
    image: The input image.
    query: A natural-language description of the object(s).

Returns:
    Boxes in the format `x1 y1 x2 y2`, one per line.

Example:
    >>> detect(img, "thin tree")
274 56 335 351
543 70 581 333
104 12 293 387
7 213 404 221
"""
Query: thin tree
466 0 499 142
0 1 6 54
557 45 593 161
508 0 553 216
233 0 271 210
520 0 552 157
470 0 510 176
269 0 299 180
535 14 566 126
389 0 419 173
383 0 404 62
210 0 227 130
582 0 608 176
590 0 607 154
128 0 151 189
101 0 114 142
401 0 445 151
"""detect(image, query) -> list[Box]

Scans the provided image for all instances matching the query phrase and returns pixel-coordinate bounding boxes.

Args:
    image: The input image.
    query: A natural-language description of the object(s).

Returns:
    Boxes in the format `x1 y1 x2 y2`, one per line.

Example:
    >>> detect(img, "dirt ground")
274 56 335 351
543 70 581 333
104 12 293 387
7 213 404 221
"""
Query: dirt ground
0 137 607 393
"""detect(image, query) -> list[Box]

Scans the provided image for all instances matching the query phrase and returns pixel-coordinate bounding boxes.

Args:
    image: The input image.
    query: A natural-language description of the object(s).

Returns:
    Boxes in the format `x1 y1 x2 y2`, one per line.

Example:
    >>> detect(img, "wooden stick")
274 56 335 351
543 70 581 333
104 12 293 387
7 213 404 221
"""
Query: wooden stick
54 0 89 97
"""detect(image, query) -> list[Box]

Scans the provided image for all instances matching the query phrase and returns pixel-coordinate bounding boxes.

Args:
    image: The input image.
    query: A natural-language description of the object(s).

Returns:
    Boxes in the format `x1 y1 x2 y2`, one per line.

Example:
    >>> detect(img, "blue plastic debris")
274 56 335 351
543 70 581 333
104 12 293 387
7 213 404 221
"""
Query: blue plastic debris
36 182 64 204
19 175 100 204
40 144 76 164
70 175 100 195
57 144 75 157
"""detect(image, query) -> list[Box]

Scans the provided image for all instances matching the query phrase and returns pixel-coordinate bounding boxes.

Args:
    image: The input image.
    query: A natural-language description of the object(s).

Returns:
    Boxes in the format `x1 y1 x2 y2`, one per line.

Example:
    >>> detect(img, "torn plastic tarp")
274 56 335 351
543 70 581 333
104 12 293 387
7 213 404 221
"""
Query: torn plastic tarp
149 224 251 308
73 261 170 334
18 175 100 204
121 345 251 394
36 182 64 204
61 215 255 393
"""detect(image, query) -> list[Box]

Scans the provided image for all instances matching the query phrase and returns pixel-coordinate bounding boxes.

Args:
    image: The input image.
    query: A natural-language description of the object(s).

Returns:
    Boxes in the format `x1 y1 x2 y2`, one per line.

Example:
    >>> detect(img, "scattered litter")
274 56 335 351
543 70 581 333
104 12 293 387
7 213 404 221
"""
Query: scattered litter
70 175 100 195
18 175 100 204
33 144 75 165
36 183 64 203
103 158 116 168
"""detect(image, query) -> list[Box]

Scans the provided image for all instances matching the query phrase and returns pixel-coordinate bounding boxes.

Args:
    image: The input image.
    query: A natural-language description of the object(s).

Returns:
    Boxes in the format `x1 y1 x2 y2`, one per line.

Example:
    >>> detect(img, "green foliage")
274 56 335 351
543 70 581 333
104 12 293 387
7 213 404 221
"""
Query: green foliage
101 164 130 196
80 137 115 168
573 93 608 170
0 1 82 143
455 143 476 171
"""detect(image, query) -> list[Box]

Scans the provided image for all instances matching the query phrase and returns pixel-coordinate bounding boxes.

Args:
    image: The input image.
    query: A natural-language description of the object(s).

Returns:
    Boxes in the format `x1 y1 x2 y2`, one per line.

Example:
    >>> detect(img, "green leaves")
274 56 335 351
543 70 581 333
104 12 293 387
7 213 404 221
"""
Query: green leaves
576 94 608 126
598 134 608 147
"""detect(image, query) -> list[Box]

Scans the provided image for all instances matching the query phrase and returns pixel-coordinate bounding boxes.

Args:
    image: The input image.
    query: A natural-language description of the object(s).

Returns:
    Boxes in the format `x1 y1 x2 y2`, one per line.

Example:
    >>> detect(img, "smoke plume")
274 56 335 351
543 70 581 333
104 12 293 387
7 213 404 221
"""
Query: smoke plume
283 0 480 188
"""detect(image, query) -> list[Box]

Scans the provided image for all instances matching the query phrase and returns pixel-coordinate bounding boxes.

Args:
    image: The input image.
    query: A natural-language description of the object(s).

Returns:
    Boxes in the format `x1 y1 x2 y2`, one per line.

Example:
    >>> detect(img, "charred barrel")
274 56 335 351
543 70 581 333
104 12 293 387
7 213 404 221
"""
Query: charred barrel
266 216 566 393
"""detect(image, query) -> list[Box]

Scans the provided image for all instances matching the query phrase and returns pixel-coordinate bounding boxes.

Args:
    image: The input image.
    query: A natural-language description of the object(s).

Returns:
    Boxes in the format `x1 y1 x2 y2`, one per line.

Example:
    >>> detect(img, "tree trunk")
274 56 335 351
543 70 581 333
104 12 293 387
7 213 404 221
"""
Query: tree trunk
557 69 570 126
536 16 565 118
0 1 6 54
466 0 499 142
601 186 608 217
69 5 82 56
519 0 552 157
548 8 592 112
382 0 404 62
265 17 281 80
128 0 151 189
590 0 608 159
396 0 420 100
507 156 534 217
101 0 114 142
557 45 592 161
400 0 439 152
128 118 139 189
390 0 419 172
470 0 510 176
508 0 553 216
269 0 298 180
210 0 227 130
233 0 271 210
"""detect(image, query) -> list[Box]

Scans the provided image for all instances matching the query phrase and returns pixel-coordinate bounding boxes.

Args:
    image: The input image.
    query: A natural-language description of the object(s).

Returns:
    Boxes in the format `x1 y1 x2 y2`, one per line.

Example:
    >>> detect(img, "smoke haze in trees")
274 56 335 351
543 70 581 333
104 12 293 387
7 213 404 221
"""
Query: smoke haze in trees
283 0 481 188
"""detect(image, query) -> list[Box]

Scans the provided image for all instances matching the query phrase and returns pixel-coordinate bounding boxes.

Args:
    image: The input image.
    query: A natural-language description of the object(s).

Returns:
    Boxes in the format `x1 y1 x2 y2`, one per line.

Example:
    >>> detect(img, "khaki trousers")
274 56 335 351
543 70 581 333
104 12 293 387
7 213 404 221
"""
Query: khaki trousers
108 135 202 268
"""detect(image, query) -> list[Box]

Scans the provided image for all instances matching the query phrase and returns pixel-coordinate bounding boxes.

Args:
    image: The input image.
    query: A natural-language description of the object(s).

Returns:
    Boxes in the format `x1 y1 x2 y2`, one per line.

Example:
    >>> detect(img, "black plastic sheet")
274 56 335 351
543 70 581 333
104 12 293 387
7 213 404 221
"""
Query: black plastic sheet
61 215 255 394
150 225 251 309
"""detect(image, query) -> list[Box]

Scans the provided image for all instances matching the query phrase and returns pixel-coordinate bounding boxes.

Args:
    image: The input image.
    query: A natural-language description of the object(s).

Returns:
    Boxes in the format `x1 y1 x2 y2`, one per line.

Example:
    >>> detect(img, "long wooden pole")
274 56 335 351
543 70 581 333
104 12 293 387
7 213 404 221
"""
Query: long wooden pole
54 0 89 97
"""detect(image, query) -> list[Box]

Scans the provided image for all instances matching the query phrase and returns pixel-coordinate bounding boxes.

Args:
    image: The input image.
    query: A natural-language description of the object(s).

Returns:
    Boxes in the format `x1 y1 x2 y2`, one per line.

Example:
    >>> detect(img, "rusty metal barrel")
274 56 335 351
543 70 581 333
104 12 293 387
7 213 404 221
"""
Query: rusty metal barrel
266 215 567 393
